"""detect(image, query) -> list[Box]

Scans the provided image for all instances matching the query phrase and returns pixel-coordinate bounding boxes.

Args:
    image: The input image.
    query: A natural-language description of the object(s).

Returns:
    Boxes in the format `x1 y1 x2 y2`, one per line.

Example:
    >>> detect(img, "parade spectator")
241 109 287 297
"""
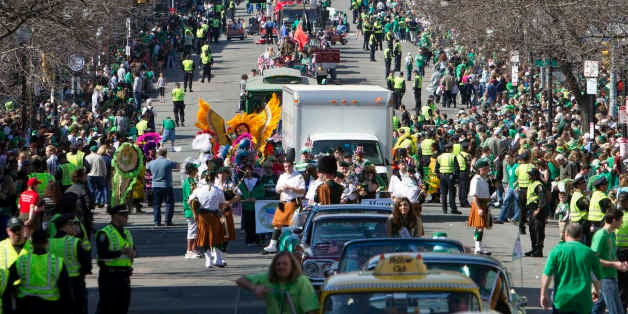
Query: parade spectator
386 197 423 237
146 148 178 227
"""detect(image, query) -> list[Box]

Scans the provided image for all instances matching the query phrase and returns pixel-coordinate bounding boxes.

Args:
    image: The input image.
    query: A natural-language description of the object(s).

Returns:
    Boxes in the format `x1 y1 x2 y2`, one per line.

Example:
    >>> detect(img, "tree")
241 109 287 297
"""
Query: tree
0 0 135 119
415 0 628 126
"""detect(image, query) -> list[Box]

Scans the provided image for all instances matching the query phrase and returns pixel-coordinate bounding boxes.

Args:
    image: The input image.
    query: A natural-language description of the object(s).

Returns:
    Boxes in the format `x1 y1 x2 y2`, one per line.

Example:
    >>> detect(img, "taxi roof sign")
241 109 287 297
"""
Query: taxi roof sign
373 254 427 277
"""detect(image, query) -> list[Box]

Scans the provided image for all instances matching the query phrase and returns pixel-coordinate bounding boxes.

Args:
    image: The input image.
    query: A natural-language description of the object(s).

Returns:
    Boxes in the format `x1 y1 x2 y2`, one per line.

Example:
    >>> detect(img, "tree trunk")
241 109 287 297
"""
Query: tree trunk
559 61 594 127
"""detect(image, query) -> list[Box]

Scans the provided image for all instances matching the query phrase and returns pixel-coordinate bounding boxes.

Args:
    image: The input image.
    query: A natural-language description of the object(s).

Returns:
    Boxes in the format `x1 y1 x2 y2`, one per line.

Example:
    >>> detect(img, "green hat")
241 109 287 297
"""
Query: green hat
90 145 98 152
476 158 490 169
432 232 448 238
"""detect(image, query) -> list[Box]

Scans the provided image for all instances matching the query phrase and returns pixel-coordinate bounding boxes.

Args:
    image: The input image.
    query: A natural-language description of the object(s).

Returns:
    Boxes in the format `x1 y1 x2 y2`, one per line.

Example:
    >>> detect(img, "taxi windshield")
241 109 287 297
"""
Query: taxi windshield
339 241 464 273
312 140 384 165
323 291 481 314
426 263 500 301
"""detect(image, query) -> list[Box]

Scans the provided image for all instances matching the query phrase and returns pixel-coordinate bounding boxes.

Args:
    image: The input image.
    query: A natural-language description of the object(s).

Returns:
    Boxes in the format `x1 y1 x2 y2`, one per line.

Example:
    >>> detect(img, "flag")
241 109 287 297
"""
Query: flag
293 22 309 51
512 234 522 261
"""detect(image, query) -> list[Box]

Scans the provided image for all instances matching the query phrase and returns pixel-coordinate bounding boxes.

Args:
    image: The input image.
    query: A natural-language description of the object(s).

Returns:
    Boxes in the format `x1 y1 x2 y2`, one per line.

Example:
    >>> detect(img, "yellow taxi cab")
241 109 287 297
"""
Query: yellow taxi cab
320 253 482 314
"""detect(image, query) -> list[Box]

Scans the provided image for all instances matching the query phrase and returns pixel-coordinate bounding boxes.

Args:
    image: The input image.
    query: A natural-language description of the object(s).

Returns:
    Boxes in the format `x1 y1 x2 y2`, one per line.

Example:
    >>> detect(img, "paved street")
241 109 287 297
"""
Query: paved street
84 3 559 313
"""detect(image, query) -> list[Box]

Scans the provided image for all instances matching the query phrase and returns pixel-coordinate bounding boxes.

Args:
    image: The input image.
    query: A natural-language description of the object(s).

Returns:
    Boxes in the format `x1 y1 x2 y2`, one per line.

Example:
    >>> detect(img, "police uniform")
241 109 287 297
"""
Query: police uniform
569 175 590 244
588 176 613 234
413 72 422 110
96 205 135 314
393 41 402 71
525 168 546 257
456 144 471 207
384 47 392 78
393 74 405 109
369 33 377 61
7 229 71 314
373 20 383 50
181 57 195 92
49 215 92 314
435 144 460 214
514 154 533 234
171 85 185 127
200 47 213 83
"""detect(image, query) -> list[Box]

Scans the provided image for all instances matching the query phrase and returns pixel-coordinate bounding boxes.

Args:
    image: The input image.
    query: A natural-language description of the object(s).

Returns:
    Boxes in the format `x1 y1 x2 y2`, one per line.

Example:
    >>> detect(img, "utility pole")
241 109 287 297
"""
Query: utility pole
546 58 553 133
609 39 617 119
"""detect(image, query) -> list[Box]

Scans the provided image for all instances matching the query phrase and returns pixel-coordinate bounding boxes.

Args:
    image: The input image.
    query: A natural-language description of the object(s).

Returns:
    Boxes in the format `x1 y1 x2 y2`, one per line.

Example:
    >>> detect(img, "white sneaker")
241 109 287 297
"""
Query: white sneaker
204 251 213 268
263 240 278 254
184 251 196 259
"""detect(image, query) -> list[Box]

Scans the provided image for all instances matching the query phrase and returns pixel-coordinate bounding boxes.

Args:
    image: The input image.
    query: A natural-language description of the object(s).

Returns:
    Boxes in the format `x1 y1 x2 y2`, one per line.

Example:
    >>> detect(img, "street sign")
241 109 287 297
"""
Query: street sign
510 51 520 64
511 65 518 86
535 59 558 67
584 60 599 77
586 77 597 95
67 54 84 72
620 105 628 124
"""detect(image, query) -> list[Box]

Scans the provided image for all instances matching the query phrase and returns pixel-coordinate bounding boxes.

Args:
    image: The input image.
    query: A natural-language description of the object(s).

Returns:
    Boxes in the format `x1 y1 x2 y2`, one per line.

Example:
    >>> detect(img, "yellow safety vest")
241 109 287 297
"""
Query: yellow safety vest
27 172 55 196
616 213 628 247
588 190 608 222
394 77 404 89
196 27 205 38
66 151 84 169
421 105 431 121
49 236 81 277
16 252 63 301
201 44 210 54
201 52 212 65
0 239 32 269
526 180 543 206
569 191 587 222
171 88 185 101
437 153 455 174
98 224 134 268
0 267 7 310
456 151 469 171
515 163 533 188
420 139 434 156
58 163 76 186
182 59 194 72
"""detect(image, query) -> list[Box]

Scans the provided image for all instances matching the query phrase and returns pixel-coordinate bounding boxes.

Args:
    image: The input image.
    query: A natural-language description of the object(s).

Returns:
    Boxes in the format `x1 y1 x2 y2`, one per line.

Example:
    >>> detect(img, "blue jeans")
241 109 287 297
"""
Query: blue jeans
152 187 174 225
498 186 520 222
592 278 625 314
87 176 107 206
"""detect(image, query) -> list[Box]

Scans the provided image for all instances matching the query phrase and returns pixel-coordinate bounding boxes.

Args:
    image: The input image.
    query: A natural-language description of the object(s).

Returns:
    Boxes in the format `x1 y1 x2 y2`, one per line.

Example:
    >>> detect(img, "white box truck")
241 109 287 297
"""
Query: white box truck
281 85 393 175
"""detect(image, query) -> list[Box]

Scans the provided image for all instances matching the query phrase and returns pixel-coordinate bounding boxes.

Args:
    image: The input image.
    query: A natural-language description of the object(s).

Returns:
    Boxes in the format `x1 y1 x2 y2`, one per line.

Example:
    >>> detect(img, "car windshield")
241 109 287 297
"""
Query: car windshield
426 263 501 302
323 291 481 314
312 140 384 165
339 241 464 273
312 219 387 250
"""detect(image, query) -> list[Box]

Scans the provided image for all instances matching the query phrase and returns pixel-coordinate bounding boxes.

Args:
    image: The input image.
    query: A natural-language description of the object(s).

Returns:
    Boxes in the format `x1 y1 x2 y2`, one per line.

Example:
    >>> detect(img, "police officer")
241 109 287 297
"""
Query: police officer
8 229 70 314
418 133 435 177
351 0 359 23
385 29 394 48
435 143 461 215
171 83 186 127
393 40 402 71
384 46 392 79
386 71 395 91
514 152 533 234
196 23 206 54
393 72 405 109
49 214 92 314
456 141 471 207
200 47 213 83
368 33 376 62
96 204 135 314
362 17 372 50
524 168 546 257
588 176 613 235
0 217 30 270
412 70 422 110
373 19 383 50
569 174 590 244
56 154 76 192
211 16 221 43
181 55 195 92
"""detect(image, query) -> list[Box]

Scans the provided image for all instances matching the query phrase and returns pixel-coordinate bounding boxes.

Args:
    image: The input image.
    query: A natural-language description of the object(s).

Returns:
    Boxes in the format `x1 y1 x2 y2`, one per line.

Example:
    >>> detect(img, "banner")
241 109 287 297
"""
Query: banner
360 198 393 207
255 200 281 234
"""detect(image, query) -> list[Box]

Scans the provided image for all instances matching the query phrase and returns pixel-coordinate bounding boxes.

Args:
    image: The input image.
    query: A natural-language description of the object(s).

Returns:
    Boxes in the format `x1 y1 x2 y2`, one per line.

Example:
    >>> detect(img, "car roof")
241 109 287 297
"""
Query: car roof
311 204 392 213
323 269 479 293
367 252 505 269
341 238 465 253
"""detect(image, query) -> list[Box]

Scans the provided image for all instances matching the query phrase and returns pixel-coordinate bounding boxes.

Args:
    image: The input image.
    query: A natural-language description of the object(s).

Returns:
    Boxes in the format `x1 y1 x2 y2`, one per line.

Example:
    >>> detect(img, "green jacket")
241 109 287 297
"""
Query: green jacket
238 178 265 211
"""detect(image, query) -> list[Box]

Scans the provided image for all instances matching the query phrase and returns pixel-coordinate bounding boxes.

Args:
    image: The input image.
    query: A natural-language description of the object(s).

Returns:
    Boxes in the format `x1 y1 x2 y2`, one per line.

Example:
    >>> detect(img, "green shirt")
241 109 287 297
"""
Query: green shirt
543 241 601 314
163 119 176 130
590 228 617 279
182 177 196 218
244 273 319 314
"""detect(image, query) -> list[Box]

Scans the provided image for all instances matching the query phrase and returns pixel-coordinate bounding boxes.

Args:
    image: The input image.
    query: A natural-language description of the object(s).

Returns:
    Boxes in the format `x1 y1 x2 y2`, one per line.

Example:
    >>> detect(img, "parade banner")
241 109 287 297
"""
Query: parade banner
255 200 281 234
360 198 393 207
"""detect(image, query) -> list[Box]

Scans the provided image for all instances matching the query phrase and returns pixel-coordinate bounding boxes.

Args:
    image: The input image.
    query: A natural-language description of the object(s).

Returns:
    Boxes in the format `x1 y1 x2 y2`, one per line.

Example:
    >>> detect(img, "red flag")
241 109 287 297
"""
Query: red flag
293 22 309 51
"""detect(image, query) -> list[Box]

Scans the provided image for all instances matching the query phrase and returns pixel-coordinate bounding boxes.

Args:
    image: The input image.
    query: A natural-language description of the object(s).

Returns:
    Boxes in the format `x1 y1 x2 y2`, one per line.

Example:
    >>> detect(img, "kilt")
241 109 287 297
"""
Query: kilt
272 200 297 228
467 198 491 229
197 211 225 248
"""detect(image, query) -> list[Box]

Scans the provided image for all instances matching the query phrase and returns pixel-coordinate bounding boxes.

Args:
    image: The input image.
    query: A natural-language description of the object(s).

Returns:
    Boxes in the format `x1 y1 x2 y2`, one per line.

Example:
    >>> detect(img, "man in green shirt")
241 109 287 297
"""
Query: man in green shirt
541 223 601 314
590 209 628 314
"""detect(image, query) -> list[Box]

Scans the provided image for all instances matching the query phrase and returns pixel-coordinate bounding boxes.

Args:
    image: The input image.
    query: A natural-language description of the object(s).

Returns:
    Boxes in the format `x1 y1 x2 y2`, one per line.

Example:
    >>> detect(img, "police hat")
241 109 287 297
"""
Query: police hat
593 176 608 187
573 174 586 185
54 213 76 229
527 167 540 178
7 217 23 230
108 204 130 215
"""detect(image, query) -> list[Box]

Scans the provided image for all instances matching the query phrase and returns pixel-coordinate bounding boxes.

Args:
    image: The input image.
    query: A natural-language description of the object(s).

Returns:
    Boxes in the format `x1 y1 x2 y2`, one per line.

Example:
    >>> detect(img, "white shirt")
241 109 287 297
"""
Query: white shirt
276 170 305 202
468 174 491 199
305 178 324 203
237 177 258 195
189 184 225 211
388 172 420 202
